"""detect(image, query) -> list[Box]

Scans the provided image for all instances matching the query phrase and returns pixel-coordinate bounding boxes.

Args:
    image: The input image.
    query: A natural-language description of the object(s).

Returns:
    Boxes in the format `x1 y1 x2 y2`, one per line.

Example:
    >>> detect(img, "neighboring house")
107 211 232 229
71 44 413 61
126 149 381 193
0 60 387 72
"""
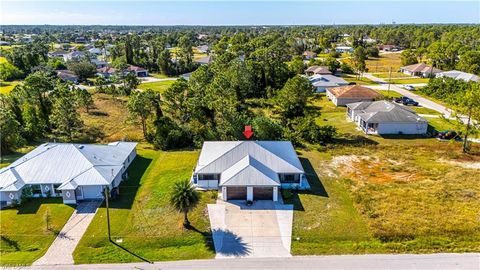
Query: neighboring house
0 40 11 46
75 37 87 43
91 59 108 68
195 55 213 65
196 45 209 53
0 142 137 206
181 72 192 80
96 66 117 78
302 51 317 60
326 85 381 106
378 44 400 51
126 65 148 77
305 65 332 75
436 70 479 82
308 74 349 92
57 70 79 84
346 100 428 135
64 51 86 62
335 46 354 53
192 141 310 202
48 50 68 58
88 47 102 55
400 63 442 77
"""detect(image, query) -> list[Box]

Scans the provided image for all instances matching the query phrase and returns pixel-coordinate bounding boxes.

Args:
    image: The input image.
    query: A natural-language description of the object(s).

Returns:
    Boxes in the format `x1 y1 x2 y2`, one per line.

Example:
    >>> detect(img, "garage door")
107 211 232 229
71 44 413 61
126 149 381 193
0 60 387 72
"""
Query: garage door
226 187 247 200
253 187 273 200
82 186 104 199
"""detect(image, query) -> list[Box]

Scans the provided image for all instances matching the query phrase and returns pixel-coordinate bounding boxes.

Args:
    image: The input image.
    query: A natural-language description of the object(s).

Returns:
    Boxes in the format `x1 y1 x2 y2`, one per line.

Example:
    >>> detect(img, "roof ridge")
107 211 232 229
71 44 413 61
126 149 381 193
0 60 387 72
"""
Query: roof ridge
254 142 303 172
5 143 59 169
197 141 246 171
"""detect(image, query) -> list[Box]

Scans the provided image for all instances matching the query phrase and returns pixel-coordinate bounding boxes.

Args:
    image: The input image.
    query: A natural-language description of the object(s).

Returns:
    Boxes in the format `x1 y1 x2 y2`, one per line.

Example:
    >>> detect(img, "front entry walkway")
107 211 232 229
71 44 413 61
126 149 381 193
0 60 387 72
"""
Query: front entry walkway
33 200 102 265
207 200 293 258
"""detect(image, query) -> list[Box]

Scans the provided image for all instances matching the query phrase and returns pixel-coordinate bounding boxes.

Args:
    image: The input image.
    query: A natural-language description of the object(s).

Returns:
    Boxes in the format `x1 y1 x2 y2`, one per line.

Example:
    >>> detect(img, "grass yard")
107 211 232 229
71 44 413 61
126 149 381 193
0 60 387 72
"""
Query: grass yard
0 81 22 94
372 72 410 79
0 56 8 63
385 78 430 84
73 145 217 264
376 90 402 99
0 199 75 266
288 118 480 255
411 106 442 115
138 80 175 93
340 74 377 85
149 73 174 79
80 93 144 143
365 53 402 73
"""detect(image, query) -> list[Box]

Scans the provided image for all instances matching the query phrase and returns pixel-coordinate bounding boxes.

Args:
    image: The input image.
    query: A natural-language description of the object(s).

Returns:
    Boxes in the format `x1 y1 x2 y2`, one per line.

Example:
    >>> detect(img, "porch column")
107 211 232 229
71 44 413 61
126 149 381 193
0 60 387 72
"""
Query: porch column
247 186 253 201
221 186 227 201
273 187 278 202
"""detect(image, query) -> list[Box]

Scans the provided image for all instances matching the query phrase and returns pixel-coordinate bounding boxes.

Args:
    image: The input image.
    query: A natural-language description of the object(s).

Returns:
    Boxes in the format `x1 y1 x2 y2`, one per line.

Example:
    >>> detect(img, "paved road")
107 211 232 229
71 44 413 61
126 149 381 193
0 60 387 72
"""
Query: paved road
32 200 101 266
364 73 470 124
7 253 480 270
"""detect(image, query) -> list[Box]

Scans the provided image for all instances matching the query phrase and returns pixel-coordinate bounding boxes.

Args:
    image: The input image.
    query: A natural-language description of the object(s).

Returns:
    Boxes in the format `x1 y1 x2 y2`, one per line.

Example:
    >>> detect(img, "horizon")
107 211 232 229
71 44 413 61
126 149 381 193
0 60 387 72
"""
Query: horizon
1 1 479 25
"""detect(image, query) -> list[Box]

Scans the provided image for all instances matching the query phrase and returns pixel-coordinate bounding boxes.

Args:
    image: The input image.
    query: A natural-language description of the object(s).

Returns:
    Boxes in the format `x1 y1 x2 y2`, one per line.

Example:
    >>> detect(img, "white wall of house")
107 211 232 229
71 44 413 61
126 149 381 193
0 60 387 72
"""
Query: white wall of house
247 187 253 201
377 122 428 135
197 180 218 189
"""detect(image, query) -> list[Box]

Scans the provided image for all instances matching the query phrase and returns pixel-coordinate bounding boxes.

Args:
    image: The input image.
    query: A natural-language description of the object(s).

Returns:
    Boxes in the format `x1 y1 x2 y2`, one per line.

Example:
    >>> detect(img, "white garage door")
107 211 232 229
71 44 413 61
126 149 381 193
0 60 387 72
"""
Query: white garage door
82 185 104 199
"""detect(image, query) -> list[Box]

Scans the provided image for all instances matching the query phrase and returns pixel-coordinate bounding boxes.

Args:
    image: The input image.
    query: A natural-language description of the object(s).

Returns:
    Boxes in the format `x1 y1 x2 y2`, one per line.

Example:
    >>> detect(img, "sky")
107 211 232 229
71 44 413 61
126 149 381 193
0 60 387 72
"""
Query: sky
0 1 479 25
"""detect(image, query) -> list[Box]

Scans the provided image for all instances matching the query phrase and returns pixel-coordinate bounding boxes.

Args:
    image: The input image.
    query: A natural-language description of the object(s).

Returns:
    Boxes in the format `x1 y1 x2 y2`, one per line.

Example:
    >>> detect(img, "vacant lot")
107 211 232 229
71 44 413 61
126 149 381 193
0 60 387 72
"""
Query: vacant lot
372 72 411 79
365 53 402 73
0 199 75 266
290 139 480 255
386 78 430 84
73 145 216 264
138 80 175 93
80 93 144 143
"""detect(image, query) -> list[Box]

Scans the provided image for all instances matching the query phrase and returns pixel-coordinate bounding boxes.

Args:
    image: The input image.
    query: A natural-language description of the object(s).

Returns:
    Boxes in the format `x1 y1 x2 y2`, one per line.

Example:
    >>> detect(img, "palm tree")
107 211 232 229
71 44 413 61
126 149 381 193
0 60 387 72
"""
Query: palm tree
170 179 200 228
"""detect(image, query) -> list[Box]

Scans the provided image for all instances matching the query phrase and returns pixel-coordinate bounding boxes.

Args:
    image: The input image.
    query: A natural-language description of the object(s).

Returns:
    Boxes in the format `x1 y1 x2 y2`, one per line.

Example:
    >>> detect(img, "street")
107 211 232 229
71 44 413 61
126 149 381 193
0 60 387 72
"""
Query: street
5 253 480 270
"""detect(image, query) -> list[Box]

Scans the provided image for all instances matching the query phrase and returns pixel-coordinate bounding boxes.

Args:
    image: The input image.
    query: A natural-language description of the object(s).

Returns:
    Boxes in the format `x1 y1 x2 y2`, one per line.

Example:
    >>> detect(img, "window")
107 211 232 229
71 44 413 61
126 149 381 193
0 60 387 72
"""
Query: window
280 174 300 184
198 174 218 181
53 184 62 196
31 184 42 195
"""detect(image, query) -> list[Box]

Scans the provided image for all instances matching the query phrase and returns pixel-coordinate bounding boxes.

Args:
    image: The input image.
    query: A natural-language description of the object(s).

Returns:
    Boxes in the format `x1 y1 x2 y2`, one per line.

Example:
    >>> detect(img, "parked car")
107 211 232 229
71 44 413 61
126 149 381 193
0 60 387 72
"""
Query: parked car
395 96 419 106
436 130 458 140
404 85 415 91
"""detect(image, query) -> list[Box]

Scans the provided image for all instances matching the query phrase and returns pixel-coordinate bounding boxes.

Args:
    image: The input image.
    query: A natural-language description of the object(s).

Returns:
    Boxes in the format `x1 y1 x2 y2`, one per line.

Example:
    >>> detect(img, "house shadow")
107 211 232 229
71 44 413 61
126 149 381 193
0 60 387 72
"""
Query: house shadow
106 155 152 210
283 158 329 211
110 240 153 264
378 133 431 140
17 198 75 214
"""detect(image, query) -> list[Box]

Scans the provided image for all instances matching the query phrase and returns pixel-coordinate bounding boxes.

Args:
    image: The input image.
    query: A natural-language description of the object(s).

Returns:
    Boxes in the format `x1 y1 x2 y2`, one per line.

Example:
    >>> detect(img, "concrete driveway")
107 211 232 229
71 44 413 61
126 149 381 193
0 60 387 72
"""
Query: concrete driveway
33 200 102 265
207 200 293 258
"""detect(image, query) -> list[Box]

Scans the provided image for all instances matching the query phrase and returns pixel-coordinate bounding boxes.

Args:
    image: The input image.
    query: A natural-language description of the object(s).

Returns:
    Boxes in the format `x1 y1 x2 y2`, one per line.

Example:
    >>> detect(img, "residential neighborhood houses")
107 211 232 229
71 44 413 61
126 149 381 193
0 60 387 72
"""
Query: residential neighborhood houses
308 74 349 92
400 63 443 77
326 85 382 106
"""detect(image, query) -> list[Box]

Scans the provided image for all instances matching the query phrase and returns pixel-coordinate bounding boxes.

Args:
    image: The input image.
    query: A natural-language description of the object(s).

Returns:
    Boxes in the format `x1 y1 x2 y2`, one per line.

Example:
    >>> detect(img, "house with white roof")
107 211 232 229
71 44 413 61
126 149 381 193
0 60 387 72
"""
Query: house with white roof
308 74 349 92
435 70 479 82
192 141 309 202
0 142 137 206
400 63 442 77
346 101 428 135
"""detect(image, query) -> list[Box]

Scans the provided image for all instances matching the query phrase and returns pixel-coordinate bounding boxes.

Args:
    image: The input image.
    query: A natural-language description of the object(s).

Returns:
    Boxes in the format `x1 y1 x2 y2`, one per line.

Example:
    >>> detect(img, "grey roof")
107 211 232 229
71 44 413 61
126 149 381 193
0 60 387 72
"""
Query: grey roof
0 142 137 192
220 156 280 186
436 70 479 82
348 101 427 123
308 74 348 87
195 141 304 186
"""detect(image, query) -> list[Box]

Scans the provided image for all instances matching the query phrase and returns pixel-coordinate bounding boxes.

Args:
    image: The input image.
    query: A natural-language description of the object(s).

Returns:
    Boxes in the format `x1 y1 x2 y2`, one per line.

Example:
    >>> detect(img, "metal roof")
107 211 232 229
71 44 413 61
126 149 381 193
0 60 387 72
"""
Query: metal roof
308 74 348 87
436 70 479 82
220 156 280 186
0 142 137 192
195 141 304 176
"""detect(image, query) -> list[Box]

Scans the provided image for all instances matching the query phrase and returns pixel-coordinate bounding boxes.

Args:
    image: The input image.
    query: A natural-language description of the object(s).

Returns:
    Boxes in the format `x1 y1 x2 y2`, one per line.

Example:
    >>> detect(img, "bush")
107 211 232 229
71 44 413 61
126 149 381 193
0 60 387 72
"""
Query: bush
154 117 193 150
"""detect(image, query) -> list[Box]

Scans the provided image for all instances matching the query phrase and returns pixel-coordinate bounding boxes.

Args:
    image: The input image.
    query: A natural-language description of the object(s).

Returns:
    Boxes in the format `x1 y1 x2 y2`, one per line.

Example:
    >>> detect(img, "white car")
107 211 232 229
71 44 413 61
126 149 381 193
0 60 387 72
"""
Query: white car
404 85 415 91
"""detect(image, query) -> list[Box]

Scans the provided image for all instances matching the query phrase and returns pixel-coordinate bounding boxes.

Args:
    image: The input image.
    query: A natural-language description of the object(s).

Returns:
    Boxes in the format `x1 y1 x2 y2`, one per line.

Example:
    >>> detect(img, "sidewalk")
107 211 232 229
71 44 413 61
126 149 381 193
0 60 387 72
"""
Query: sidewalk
33 200 102 266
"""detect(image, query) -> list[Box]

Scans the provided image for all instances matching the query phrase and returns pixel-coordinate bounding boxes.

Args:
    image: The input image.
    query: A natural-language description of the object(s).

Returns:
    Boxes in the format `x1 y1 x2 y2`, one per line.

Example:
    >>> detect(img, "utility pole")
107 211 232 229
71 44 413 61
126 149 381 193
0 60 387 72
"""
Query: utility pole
387 66 392 97
104 186 111 241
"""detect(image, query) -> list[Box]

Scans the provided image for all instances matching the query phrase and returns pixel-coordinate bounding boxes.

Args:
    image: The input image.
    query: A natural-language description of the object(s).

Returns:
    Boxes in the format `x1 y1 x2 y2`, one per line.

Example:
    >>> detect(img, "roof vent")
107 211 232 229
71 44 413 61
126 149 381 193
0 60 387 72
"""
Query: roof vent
78 145 84 149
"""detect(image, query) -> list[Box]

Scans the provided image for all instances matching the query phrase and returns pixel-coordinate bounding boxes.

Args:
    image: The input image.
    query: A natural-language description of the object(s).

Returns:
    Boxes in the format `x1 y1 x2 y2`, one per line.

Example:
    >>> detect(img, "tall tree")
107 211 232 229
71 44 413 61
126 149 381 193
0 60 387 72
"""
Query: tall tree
127 89 159 139
50 86 83 140
0 106 25 155
455 83 480 153
170 179 200 228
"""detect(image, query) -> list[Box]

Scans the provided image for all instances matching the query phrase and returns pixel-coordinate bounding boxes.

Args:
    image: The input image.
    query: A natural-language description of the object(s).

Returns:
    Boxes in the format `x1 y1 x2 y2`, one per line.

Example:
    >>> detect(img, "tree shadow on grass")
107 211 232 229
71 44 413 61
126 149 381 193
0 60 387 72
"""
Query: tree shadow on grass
106 155 152 210
187 225 251 257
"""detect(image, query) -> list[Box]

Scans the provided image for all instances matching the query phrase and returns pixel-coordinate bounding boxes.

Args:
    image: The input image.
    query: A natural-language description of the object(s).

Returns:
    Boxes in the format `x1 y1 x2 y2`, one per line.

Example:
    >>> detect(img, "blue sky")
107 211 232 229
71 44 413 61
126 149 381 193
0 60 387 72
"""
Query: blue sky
1 1 479 25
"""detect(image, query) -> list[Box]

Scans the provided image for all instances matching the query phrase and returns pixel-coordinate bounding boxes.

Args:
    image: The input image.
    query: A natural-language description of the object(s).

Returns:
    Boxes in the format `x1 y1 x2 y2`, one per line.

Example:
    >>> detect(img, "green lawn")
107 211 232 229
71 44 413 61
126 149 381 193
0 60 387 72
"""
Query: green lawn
411 106 442 115
372 72 410 79
0 81 22 94
0 199 75 266
73 145 216 264
386 78 430 84
376 90 402 98
340 75 378 85
137 80 175 93
149 73 174 79
0 56 8 63
424 116 458 132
